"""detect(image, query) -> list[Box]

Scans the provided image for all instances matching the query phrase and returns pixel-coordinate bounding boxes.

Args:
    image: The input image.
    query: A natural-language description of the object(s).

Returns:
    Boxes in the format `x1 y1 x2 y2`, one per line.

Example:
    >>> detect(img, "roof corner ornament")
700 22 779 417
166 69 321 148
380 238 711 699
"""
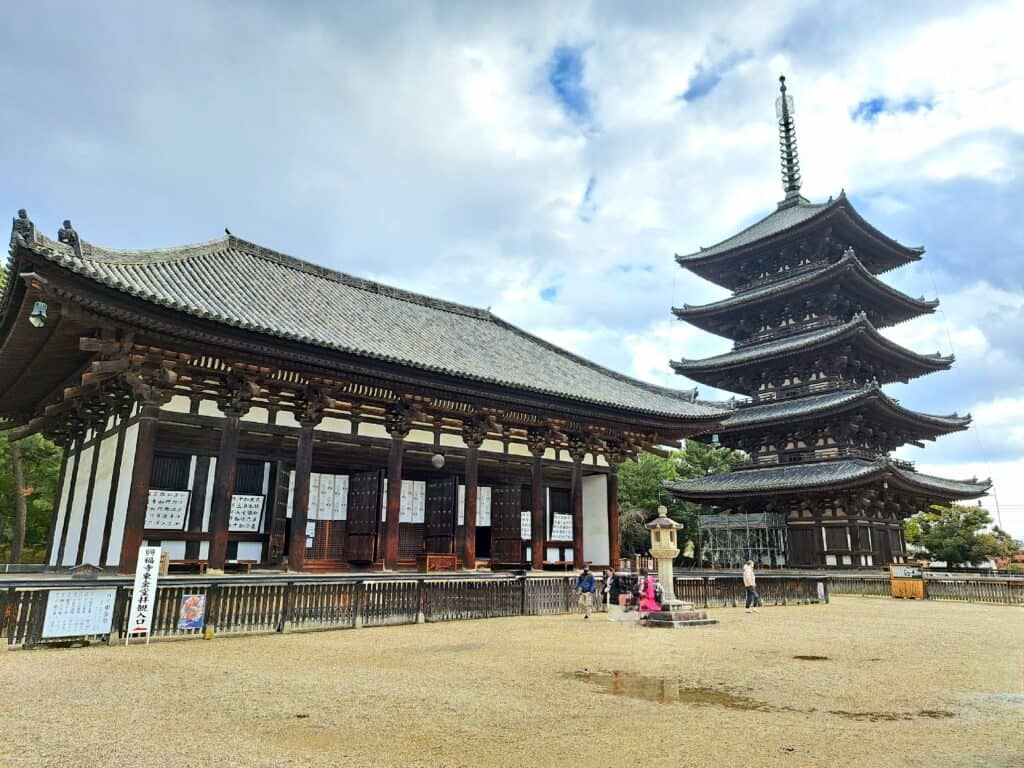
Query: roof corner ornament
10 208 36 248
775 75 802 207
57 219 83 257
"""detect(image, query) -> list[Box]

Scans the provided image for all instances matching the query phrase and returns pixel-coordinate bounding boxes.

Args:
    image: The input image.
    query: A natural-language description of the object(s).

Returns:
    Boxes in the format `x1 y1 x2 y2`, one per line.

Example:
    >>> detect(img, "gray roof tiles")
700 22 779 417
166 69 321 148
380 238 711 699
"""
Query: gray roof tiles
28 234 722 420
677 199 830 261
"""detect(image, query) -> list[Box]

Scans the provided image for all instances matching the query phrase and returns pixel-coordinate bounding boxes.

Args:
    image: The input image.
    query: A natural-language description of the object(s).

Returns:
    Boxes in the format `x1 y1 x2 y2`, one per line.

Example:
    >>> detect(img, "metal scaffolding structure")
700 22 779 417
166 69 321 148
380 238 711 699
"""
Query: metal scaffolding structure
698 512 788 568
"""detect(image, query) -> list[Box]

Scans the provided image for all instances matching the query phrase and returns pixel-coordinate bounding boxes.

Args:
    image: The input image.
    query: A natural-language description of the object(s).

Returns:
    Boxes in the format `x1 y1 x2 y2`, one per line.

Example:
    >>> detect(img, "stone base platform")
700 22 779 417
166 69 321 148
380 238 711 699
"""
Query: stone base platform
646 607 719 628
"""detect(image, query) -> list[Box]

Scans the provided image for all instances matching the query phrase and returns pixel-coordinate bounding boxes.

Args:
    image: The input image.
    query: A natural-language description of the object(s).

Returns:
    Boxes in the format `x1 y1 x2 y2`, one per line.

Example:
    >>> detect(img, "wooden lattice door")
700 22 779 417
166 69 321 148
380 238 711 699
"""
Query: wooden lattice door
490 485 523 565
424 477 457 554
345 470 382 563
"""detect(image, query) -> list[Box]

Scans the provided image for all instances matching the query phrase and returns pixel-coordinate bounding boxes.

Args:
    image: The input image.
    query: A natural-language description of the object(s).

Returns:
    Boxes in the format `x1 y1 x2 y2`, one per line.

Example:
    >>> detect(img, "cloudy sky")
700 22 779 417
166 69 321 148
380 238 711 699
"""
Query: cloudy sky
2 1 1023 535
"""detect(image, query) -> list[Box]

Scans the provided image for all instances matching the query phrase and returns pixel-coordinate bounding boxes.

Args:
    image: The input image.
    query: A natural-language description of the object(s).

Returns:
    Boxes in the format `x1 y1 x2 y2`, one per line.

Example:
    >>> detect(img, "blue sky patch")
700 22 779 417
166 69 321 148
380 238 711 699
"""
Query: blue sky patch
577 175 597 222
548 45 590 122
540 285 560 301
852 95 935 122
681 64 722 102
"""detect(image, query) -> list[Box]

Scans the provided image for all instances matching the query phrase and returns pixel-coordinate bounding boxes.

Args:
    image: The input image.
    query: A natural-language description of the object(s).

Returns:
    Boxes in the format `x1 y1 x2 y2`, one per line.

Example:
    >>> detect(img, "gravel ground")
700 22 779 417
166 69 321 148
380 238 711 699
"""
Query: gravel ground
3 597 1022 768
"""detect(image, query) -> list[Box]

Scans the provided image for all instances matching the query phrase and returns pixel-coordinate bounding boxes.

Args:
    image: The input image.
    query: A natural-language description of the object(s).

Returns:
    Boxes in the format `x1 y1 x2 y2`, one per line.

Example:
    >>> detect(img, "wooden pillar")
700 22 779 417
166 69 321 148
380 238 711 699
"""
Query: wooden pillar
383 430 406 570
570 456 584 568
607 462 620 570
208 411 242 572
528 432 546 571
288 419 316 571
462 440 480 569
184 456 211 560
119 404 159 574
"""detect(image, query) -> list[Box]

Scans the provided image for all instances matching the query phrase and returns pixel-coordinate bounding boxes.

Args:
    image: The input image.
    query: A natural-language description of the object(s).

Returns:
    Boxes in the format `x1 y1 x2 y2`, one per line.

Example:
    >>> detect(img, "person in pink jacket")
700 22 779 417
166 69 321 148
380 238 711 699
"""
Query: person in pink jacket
743 560 761 613
637 568 661 615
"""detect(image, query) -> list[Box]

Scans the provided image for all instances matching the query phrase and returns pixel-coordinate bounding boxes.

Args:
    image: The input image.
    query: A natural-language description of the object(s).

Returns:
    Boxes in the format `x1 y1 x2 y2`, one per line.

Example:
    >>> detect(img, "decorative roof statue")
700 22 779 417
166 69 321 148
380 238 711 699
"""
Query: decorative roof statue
10 208 35 247
57 219 81 254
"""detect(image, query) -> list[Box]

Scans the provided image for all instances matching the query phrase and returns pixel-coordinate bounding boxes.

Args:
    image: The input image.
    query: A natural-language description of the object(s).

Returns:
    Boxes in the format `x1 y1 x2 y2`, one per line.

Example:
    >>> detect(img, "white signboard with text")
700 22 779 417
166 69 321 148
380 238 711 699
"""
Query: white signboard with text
521 511 532 540
229 494 264 532
42 588 117 639
457 485 493 526
126 546 161 643
144 489 190 530
551 513 573 541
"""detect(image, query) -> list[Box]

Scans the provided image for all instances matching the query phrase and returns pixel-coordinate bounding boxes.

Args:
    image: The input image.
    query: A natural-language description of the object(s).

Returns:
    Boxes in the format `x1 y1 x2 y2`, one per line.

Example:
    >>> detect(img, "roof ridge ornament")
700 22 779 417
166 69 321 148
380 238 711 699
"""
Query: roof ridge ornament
775 75 803 209
10 208 36 249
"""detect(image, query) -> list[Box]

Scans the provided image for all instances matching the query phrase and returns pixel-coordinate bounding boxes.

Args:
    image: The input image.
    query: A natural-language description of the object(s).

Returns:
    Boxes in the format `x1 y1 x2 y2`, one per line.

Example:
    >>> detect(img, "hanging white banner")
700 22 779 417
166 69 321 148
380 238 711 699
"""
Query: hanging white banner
126 545 161 644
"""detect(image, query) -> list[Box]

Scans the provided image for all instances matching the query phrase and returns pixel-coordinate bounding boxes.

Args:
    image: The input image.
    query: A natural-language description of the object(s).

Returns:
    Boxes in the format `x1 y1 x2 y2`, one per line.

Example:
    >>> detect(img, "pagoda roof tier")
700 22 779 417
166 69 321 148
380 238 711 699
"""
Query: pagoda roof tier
675 194 924 291
721 382 971 442
671 313 953 394
663 458 990 502
673 249 938 340
2 232 722 422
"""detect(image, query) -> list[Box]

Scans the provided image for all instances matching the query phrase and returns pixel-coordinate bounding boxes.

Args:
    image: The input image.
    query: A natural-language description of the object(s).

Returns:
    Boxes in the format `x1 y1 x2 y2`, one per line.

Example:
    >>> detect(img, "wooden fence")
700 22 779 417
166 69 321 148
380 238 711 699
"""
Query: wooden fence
829 574 1024 605
1 573 828 649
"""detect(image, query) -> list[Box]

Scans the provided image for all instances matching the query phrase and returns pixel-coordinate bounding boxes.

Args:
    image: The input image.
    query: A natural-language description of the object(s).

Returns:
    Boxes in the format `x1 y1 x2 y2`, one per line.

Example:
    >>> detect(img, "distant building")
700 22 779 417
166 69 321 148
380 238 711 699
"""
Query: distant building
665 77 990 568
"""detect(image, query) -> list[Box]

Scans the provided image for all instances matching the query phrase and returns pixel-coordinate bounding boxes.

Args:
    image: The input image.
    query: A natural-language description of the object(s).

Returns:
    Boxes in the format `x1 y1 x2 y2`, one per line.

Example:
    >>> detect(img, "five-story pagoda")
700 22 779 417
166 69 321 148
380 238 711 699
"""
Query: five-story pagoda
664 77 990 569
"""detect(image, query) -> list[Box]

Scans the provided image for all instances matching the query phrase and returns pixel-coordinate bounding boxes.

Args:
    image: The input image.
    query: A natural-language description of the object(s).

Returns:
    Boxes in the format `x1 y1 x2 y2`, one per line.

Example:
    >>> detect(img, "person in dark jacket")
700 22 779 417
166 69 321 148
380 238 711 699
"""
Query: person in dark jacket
574 565 596 619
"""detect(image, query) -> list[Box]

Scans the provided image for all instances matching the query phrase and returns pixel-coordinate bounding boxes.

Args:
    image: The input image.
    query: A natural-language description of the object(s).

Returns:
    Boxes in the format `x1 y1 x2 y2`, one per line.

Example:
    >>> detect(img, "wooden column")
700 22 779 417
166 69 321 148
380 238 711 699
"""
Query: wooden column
119 404 159 574
382 428 407 570
208 410 242 572
528 431 547 571
607 462 620 570
183 455 211 560
568 438 587 569
461 417 487 570
288 419 316 571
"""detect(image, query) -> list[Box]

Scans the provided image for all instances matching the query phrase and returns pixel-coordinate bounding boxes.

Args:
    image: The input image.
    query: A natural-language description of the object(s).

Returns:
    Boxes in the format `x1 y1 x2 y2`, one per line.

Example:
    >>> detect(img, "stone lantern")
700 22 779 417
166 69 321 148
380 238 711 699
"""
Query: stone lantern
646 505 683 606
644 505 718 629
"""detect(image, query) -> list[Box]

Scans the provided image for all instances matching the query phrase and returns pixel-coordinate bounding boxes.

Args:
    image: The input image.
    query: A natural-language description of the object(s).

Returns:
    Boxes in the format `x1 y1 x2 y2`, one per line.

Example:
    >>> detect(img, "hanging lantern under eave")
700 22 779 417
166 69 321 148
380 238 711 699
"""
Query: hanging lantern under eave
28 300 48 327
431 453 445 470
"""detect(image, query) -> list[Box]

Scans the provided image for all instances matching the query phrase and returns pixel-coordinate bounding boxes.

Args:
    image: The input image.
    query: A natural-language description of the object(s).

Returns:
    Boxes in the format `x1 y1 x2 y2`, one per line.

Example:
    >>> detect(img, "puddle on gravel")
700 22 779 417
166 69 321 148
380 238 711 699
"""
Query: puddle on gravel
570 669 958 722
792 655 829 661
569 670 769 709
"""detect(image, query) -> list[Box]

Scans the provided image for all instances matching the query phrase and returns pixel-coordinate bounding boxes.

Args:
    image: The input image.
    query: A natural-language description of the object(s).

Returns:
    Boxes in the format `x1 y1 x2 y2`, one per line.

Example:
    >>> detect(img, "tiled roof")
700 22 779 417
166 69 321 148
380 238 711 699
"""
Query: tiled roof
675 193 924 266
671 313 953 375
24 234 723 420
673 250 938 324
723 383 971 432
678 198 831 261
663 458 990 499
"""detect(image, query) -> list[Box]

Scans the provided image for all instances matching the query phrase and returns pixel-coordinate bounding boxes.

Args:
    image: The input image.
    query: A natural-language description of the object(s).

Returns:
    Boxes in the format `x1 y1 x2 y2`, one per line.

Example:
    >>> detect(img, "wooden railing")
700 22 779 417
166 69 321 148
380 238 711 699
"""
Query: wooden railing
0 572 829 649
829 574 1024 605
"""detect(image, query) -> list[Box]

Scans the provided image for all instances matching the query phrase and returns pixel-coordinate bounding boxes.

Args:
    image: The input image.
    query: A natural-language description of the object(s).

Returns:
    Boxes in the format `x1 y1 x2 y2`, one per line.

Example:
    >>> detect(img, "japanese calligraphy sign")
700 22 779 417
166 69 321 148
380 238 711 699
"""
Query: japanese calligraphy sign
126 546 161 643
41 588 117 639
144 489 190 530
229 494 264 532
521 511 532 540
551 513 573 541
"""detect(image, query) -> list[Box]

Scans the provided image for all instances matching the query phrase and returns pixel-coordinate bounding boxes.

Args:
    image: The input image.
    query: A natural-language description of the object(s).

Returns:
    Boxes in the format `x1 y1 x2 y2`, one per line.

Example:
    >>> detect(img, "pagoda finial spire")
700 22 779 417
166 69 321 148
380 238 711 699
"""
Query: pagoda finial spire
775 75 802 207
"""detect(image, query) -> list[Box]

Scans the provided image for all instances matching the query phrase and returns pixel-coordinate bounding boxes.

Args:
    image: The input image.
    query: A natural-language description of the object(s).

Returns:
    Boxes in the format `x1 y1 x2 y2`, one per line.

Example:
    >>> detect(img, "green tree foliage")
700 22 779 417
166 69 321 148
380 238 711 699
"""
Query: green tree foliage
0 432 63 562
905 504 1020 567
617 440 745 563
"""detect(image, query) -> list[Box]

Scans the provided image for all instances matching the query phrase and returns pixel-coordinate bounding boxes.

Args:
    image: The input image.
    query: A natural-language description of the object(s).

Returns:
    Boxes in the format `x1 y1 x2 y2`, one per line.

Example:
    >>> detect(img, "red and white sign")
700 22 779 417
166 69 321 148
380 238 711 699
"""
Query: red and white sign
126 546 161 644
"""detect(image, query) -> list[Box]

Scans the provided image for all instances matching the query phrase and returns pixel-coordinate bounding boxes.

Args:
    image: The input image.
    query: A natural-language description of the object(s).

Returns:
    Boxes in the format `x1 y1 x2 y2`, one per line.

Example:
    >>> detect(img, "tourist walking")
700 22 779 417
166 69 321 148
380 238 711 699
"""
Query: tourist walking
743 559 761 613
602 568 620 619
574 565 596 620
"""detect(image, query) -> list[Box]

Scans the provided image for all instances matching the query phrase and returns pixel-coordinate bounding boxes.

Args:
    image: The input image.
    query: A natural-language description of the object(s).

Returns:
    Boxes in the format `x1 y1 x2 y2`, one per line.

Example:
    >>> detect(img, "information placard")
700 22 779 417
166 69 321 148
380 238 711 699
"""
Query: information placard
551 513 573 541
42 588 117 639
127 546 161 643
178 594 206 631
144 489 190 530
521 511 532 540
229 494 264 532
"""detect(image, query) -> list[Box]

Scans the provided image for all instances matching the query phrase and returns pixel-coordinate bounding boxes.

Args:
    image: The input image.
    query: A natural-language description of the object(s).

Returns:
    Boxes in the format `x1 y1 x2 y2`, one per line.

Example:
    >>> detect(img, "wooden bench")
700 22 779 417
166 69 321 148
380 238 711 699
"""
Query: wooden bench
225 560 257 574
168 559 208 574
416 554 461 572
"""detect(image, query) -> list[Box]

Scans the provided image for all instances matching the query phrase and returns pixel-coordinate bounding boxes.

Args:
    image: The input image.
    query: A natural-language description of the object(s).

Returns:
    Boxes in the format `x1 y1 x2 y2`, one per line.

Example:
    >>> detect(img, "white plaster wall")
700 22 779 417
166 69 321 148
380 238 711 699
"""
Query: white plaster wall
150 540 187 559
582 474 610 566
407 428 433 445
236 542 263 561
319 416 352 434
241 406 270 424
105 422 139 566
199 541 210 559
439 433 463 448
508 442 530 457
49 454 75 566
359 422 388 439
197 399 222 418
81 432 120 565
276 410 299 428
61 445 95 565
543 448 557 461
481 439 504 455
161 395 192 414
202 458 216 531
